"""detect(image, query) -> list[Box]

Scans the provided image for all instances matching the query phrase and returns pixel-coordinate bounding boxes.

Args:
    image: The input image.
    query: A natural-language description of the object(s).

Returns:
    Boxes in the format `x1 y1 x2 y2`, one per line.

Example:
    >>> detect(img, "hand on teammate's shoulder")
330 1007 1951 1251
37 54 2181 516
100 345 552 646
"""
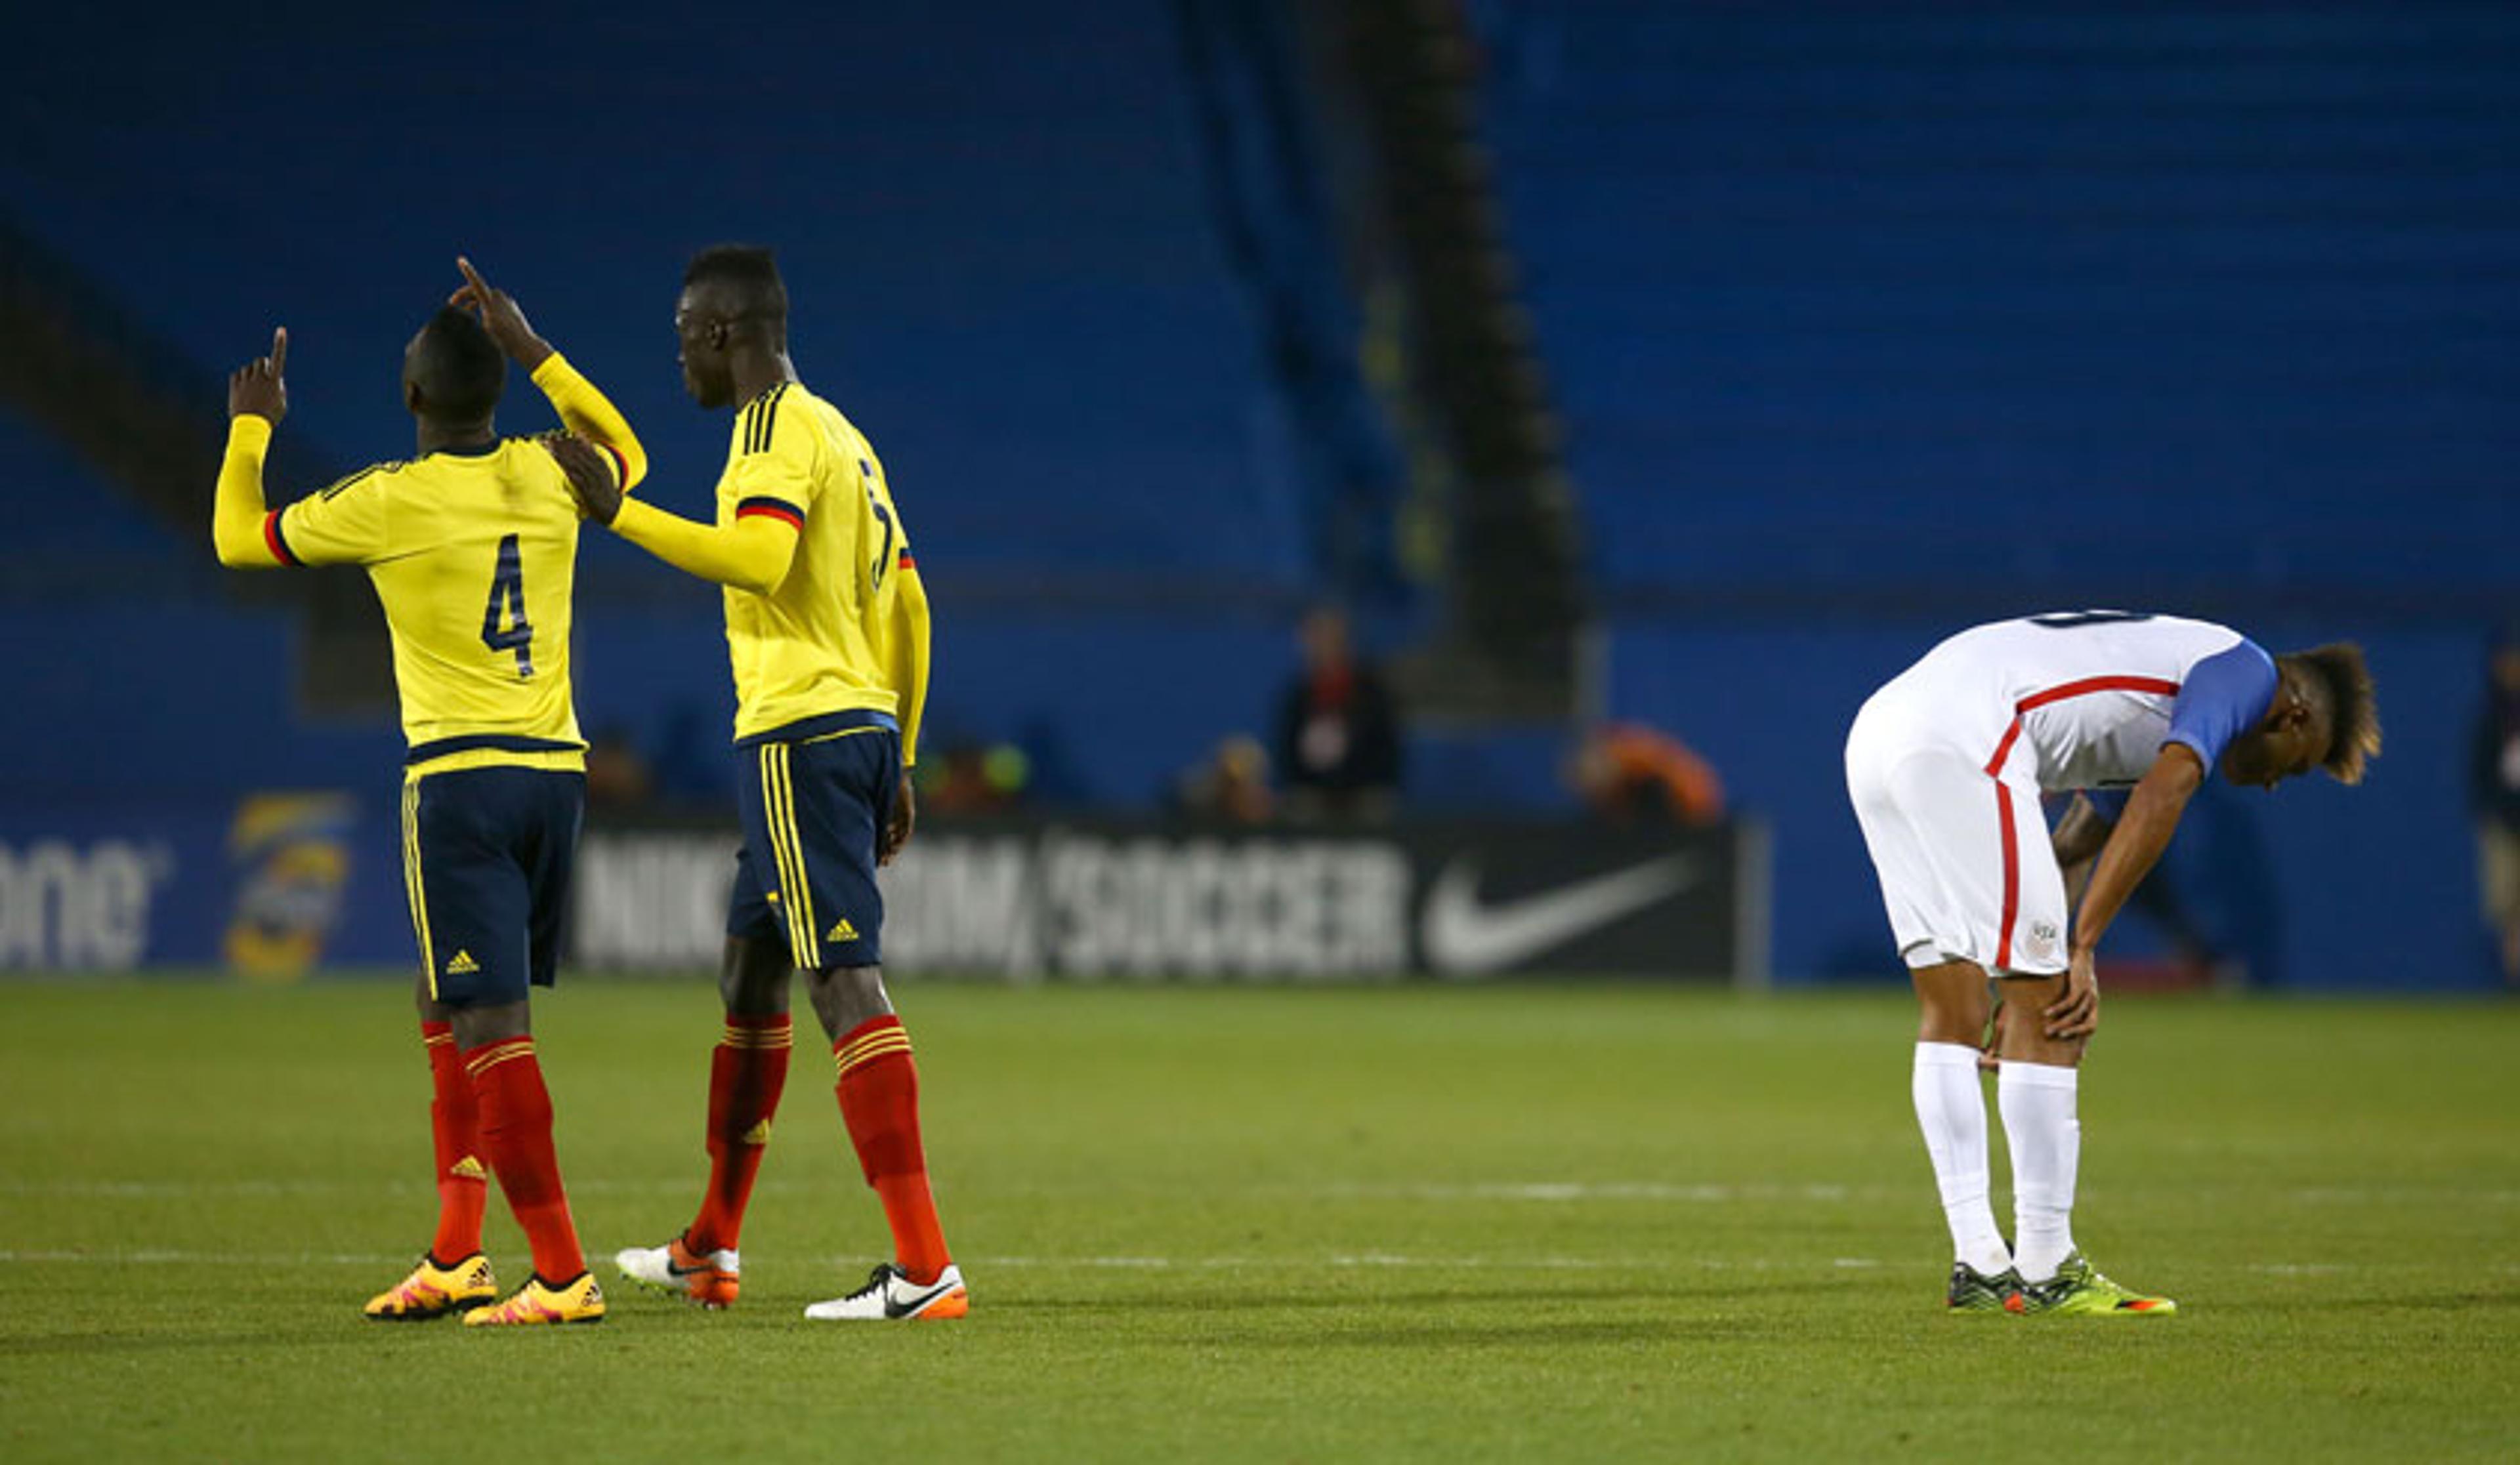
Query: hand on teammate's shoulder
541 432 621 526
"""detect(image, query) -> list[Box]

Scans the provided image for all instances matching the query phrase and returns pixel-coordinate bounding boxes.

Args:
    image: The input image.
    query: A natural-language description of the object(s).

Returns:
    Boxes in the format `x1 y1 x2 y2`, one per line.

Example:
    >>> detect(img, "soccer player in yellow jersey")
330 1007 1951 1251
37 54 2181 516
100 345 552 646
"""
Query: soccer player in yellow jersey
553 245 964 1321
211 260 646 1327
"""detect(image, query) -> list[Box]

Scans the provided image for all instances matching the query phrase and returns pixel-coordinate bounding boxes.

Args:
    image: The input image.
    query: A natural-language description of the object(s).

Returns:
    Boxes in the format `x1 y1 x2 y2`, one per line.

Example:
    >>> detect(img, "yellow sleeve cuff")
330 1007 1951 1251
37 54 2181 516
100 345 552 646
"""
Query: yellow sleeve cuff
612 495 665 538
529 352 581 391
228 415 274 456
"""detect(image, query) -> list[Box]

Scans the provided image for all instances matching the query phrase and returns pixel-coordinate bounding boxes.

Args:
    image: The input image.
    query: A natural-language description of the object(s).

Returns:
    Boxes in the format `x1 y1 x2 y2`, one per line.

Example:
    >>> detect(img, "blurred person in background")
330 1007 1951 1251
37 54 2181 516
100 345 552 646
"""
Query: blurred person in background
1568 721 1724 825
923 739 1030 817
583 724 656 812
1173 735 1276 825
2473 632 2520 987
2053 796 2236 991
1274 606 1402 821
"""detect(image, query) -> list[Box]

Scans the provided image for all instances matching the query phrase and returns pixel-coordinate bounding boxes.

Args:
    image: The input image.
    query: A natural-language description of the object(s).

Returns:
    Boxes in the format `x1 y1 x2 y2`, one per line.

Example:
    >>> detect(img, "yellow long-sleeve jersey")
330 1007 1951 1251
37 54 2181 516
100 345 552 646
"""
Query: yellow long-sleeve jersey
609 380 929 760
211 354 646 772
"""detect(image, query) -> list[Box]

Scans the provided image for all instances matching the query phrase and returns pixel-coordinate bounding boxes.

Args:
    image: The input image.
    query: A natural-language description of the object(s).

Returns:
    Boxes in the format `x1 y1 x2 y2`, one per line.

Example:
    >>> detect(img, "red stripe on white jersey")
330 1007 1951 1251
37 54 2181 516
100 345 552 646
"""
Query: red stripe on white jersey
1982 674 2180 969
1982 676 2183 777
1994 783 2021 968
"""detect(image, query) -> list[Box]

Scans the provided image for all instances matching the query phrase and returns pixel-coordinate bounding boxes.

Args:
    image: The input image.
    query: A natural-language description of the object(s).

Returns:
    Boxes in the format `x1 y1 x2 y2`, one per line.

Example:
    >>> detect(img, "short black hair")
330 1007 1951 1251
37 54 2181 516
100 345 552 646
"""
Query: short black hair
409 305 505 421
2283 642 2381 785
684 243 789 322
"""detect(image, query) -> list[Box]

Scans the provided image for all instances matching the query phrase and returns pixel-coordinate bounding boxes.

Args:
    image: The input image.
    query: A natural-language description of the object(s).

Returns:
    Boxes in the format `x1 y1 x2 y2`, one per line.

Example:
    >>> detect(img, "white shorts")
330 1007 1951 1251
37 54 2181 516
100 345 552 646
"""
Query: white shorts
1845 688 2068 976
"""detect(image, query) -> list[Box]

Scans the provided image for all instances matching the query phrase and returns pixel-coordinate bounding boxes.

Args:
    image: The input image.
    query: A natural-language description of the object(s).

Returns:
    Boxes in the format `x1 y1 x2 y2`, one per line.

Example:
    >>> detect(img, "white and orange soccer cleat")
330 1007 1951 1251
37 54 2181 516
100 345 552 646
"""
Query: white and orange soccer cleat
614 1235 740 1309
803 1262 968 1321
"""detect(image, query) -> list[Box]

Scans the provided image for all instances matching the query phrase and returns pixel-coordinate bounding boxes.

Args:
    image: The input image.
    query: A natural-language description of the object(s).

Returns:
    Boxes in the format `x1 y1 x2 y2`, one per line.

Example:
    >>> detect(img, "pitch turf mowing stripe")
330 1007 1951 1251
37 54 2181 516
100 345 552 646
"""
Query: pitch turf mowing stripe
1316 1181 1862 1201
10 1176 2520 1203
0 1177 715 1198
3 1249 2504 1278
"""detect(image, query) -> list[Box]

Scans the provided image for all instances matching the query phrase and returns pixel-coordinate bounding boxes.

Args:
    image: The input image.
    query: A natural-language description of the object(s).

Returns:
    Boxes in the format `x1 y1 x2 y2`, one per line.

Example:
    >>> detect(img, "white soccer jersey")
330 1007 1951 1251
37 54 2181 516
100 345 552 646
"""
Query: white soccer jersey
1844 611 2277 974
1868 611 2273 791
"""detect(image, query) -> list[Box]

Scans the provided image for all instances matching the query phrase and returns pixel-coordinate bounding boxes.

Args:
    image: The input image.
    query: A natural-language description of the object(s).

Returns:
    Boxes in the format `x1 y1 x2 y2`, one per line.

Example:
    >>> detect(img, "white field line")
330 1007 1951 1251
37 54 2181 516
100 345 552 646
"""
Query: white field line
1313 1182 1860 1203
8 1178 2517 1206
0 1178 700 1199
0 1249 2508 1277
0 1248 1794 1271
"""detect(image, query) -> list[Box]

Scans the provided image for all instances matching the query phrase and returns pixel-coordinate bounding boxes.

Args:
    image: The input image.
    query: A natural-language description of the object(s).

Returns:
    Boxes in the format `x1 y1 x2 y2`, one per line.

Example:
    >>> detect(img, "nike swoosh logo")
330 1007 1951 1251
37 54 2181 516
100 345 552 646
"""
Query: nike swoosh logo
1422 854 1702 976
885 1278 961 1319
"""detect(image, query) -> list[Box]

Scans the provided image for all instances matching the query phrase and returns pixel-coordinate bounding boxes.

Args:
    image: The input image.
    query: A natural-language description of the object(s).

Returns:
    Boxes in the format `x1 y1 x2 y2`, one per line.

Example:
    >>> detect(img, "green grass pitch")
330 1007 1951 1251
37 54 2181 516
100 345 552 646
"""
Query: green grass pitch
1 979 2513 1462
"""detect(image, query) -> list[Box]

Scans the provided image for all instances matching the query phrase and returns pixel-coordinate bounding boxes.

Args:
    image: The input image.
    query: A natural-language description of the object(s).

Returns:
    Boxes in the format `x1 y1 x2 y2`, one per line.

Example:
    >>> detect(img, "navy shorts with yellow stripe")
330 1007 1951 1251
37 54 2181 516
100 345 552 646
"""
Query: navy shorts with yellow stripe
400 765 585 1006
729 711 901 970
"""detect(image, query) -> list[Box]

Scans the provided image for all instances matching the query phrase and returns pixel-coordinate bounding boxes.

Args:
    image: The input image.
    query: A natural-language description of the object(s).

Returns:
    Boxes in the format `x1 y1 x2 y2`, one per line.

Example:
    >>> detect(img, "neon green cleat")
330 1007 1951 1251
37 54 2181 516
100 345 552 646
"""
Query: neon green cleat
1944 1261 2021 1313
2009 1252 2177 1317
462 1271 606 1327
364 1252 497 1321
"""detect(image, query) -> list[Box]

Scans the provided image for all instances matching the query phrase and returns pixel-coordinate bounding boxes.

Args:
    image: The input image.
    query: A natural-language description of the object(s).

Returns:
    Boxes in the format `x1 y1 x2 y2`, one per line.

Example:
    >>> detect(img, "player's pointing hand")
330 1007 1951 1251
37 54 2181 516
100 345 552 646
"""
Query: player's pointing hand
227 327 289 424
452 255 554 371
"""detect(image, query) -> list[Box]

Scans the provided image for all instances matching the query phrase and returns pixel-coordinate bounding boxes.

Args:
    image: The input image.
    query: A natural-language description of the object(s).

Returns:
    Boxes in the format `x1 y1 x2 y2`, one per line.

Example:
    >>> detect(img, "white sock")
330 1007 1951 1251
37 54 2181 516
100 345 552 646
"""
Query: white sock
1911 1042 2010 1274
1999 1061 2081 1283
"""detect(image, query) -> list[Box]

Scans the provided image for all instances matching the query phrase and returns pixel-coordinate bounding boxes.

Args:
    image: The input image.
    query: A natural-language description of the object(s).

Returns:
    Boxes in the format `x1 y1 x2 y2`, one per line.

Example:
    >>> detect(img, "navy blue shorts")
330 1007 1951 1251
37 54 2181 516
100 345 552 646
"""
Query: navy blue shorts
728 715 901 971
400 766 585 1006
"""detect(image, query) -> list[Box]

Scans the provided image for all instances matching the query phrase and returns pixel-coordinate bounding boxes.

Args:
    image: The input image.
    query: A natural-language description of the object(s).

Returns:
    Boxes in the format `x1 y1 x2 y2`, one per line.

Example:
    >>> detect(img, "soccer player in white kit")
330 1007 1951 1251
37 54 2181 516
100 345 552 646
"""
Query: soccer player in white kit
1845 611 2380 1315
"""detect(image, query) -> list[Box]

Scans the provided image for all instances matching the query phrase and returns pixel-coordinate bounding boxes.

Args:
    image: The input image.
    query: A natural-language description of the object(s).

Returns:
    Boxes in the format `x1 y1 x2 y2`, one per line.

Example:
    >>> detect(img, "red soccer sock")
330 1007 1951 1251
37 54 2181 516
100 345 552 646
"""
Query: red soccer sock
421 1021 487 1262
833 1016 952 1283
465 1036 586 1282
686 1013 793 1255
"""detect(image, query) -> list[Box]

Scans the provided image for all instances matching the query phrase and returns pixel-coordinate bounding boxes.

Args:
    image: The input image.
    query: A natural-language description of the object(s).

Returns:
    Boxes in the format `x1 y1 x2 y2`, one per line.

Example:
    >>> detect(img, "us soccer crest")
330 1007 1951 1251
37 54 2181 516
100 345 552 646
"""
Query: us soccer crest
2023 918 2061 962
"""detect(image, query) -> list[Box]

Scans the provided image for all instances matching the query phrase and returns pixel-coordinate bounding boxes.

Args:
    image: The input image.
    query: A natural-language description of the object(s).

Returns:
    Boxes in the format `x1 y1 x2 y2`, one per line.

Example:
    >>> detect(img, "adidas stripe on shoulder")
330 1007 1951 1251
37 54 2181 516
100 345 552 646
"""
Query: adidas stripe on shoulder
740 384 792 456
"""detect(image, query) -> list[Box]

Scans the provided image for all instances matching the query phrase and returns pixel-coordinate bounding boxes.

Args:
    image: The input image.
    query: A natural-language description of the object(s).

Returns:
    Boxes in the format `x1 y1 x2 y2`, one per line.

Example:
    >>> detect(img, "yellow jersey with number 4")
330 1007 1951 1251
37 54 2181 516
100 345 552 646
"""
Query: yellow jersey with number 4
715 382 927 756
270 438 586 768
214 356 643 773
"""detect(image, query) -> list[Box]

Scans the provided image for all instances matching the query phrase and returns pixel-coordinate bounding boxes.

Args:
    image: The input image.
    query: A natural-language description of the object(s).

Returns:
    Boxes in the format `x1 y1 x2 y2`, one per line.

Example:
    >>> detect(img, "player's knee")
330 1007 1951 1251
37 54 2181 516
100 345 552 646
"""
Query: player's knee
448 999 531 1050
1916 999 1988 1046
1911 961 1991 1043
806 964 892 1037
1992 1006 2084 1066
719 937 793 1016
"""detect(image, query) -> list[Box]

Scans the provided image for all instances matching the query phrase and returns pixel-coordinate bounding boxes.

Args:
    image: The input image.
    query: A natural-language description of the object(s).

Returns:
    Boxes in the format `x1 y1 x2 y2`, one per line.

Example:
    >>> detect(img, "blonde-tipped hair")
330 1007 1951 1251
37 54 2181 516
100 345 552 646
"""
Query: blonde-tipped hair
2282 642 2380 785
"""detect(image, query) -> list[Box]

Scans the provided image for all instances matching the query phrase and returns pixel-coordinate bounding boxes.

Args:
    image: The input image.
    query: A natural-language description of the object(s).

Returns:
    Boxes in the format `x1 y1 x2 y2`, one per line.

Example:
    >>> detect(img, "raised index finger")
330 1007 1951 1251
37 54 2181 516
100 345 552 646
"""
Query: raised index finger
457 256 492 300
270 327 288 374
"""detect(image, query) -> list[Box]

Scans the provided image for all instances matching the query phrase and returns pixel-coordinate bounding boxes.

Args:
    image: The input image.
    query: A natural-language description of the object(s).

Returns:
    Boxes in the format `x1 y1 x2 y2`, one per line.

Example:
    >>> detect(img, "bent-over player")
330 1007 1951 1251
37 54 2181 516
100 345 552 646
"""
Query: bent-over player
1844 611 2378 1315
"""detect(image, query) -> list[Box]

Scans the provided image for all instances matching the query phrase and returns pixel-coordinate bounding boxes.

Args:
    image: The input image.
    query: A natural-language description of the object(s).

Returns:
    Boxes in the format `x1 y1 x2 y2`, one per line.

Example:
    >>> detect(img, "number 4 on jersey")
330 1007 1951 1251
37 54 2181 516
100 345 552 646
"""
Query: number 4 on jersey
481 532 535 678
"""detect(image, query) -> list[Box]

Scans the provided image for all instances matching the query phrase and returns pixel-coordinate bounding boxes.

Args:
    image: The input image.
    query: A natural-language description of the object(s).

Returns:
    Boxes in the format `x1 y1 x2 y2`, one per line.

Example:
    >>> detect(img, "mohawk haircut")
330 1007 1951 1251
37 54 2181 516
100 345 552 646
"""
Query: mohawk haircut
409 305 506 421
2284 642 2381 785
684 243 789 323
